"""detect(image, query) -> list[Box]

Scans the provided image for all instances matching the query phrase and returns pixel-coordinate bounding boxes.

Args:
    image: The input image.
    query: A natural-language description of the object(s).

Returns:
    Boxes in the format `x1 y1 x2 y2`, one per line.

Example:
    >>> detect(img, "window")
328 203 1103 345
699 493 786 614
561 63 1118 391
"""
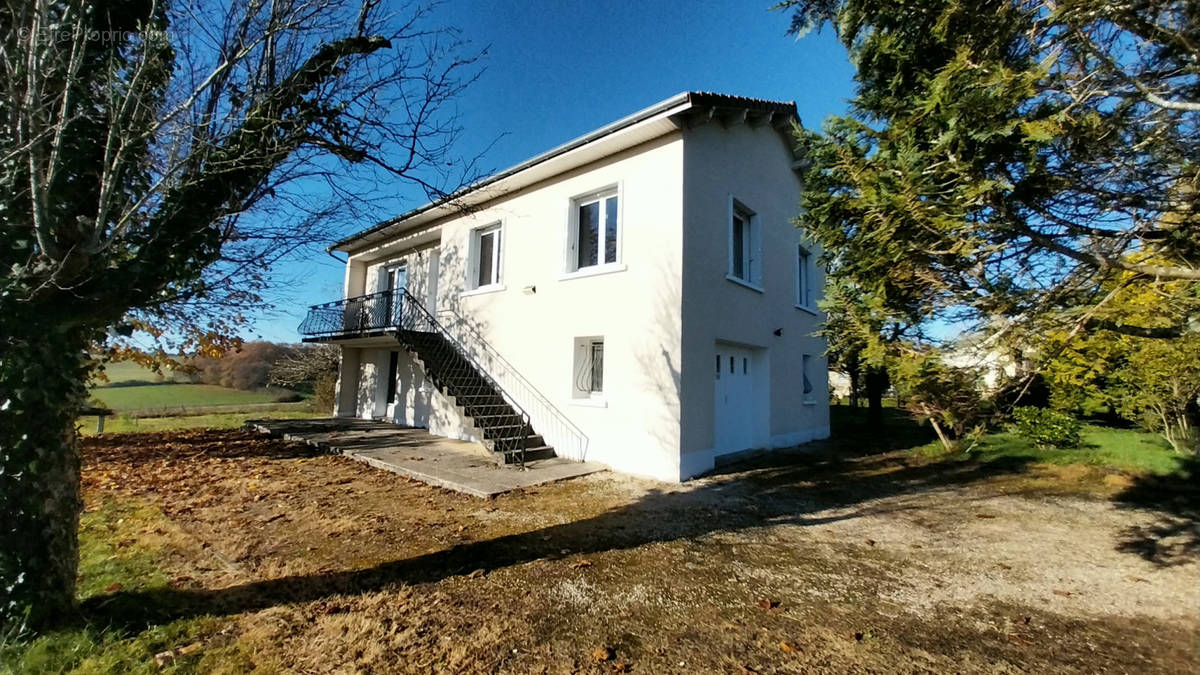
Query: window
469 223 503 289
569 188 619 272
802 354 814 398
797 244 814 308
729 200 761 286
572 336 605 399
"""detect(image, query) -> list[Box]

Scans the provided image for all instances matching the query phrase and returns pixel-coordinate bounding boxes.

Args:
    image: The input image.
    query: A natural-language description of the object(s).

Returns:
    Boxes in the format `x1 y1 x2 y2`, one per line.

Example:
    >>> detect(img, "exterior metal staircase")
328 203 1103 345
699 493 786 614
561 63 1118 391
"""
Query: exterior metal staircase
298 289 552 466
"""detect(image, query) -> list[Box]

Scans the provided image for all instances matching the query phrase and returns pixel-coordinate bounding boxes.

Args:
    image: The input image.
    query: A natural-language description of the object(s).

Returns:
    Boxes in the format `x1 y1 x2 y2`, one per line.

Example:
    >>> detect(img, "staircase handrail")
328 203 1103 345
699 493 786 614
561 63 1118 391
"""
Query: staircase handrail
395 288 533 463
433 307 589 459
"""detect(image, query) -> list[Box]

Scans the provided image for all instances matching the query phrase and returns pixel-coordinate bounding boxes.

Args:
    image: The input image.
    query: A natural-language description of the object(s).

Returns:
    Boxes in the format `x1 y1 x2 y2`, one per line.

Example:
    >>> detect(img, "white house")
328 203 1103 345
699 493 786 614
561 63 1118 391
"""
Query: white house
299 92 830 482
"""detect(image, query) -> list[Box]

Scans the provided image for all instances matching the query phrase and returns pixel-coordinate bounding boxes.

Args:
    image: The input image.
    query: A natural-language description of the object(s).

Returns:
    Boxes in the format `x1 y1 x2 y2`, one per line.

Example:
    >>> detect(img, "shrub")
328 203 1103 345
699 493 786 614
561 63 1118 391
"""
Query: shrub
273 391 303 403
1012 406 1082 449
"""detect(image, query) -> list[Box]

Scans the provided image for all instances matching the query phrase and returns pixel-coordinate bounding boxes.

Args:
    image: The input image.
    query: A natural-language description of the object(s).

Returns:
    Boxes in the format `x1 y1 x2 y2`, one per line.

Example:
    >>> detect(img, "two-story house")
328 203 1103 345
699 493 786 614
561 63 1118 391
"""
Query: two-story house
299 92 830 482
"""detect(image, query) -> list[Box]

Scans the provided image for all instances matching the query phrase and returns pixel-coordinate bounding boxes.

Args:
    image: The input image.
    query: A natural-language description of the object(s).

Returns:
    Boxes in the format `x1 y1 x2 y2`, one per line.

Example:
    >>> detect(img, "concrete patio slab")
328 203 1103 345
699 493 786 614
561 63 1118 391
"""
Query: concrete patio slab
246 417 606 498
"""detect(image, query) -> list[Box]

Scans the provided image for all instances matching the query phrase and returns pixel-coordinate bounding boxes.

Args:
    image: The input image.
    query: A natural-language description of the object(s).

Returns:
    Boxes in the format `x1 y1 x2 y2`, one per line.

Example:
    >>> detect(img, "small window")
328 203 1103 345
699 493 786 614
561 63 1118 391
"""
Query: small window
715 353 721 380
743 357 748 375
573 336 605 398
802 354 814 396
590 341 604 393
569 188 619 272
729 200 761 285
729 356 734 374
797 244 814 308
470 223 502 289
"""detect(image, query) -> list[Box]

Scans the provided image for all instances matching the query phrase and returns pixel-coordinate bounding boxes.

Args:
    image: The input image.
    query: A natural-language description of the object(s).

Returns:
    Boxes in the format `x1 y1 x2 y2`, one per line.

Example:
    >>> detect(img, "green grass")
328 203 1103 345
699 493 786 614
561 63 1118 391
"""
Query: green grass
832 403 1186 477
0 499 251 674
90 361 188 386
88 384 285 413
78 409 321 435
966 425 1186 476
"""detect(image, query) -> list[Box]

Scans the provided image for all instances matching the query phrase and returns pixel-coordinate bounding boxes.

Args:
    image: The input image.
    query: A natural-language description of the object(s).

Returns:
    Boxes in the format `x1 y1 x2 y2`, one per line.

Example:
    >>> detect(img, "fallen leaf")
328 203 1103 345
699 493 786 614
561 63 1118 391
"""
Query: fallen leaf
1052 589 1072 597
177 642 203 656
739 666 760 675
757 598 780 610
571 560 593 569
104 582 123 593
154 650 176 666
612 663 631 673
780 641 798 653
592 646 615 662
865 539 876 546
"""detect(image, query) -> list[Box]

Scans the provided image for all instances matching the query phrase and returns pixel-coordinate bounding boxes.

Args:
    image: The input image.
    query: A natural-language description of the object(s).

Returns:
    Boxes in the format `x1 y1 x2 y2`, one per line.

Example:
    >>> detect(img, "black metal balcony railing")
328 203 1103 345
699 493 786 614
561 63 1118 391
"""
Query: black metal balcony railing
298 290 406 338
298 288 535 465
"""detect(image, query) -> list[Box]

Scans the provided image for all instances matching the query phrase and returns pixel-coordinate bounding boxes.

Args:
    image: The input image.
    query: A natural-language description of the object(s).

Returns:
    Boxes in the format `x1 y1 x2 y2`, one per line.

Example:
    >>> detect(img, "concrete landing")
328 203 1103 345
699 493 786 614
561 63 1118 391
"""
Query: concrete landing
247 417 605 498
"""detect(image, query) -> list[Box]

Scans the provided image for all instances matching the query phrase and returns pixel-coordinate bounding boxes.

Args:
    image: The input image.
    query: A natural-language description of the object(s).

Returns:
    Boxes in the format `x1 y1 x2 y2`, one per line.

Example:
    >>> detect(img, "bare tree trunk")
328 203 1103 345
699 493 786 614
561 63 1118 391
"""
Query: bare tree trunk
0 326 92 633
865 366 888 427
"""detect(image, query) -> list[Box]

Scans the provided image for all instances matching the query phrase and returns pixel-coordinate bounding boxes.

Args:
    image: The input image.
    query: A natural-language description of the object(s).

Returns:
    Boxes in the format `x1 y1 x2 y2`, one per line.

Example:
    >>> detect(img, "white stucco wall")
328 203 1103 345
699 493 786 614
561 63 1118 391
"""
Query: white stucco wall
335 118 830 482
345 133 687 481
391 349 482 443
678 122 830 478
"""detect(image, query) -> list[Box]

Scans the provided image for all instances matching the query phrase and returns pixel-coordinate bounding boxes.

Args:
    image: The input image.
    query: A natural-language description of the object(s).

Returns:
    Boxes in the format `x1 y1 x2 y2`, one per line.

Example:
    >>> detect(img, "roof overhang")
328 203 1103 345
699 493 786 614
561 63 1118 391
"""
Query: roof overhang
333 92 801 255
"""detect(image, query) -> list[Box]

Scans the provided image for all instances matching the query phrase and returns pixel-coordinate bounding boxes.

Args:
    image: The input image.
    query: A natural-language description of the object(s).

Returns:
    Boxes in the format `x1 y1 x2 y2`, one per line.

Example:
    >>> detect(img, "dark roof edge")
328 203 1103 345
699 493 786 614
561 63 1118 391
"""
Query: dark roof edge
331 91 798 253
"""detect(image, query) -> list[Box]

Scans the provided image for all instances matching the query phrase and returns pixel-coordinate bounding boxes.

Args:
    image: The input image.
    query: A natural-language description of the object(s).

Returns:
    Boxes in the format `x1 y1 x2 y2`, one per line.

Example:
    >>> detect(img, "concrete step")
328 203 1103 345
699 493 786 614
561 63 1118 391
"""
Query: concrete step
494 444 556 464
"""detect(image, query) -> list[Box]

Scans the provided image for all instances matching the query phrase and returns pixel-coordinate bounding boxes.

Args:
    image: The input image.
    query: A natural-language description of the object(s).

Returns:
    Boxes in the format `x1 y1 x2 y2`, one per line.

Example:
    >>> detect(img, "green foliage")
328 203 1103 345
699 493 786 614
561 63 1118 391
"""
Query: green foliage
782 0 1200 346
1011 407 1082 449
893 351 987 452
1043 278 1200 454
1111 336 1200 454
964 427 1185 477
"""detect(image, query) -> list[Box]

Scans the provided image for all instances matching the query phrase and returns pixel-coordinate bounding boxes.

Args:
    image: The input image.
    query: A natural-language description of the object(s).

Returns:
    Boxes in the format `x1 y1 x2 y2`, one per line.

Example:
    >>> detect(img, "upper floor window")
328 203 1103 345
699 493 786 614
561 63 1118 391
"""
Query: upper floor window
469 223 502 290
797 244 815 309
568 188 619 272
728 199 761 287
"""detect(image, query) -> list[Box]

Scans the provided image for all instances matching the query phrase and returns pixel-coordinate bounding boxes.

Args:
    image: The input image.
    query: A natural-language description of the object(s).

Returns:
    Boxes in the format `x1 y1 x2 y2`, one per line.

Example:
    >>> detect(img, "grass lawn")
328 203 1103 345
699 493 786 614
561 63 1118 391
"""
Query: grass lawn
965 425 1187 476
78 409 321 436
90 361 189 385
0 498 248 673
1 428 1191 673
89 384 286 413
831 403 1187 478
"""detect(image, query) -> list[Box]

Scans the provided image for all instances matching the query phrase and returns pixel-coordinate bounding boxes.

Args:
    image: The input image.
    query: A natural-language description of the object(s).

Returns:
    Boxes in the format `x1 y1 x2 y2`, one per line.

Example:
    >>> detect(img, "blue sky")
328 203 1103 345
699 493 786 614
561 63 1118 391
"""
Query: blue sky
250 0 857 342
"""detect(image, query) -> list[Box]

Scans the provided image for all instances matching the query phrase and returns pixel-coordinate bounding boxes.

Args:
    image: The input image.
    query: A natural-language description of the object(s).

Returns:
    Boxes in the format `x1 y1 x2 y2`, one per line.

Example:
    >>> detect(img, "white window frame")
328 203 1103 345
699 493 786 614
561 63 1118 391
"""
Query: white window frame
726 197 762 290
565 185 622 277
466 222 504 293
796 243 816 312
570 336 608 405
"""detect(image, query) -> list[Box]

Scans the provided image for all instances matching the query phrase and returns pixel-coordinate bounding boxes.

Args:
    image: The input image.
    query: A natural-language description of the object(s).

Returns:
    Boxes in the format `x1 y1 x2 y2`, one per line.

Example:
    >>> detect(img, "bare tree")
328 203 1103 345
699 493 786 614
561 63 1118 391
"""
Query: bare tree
0 0 482 633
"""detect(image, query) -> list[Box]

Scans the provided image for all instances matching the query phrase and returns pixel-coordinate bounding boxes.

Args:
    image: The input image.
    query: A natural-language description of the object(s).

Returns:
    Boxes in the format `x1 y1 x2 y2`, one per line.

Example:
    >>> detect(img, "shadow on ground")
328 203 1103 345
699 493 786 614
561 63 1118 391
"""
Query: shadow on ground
1113 452 1200 567
79 411 1034 632
78 409 1196 633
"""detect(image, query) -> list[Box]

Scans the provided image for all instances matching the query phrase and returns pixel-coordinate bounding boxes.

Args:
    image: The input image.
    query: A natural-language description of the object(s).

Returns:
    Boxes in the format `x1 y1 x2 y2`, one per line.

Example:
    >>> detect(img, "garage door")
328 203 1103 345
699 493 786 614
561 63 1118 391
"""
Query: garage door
714 344 759 453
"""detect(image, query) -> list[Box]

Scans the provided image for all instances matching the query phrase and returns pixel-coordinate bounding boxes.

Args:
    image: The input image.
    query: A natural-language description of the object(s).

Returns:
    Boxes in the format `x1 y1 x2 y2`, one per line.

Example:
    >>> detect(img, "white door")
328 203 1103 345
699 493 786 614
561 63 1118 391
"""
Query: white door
714 345 758 453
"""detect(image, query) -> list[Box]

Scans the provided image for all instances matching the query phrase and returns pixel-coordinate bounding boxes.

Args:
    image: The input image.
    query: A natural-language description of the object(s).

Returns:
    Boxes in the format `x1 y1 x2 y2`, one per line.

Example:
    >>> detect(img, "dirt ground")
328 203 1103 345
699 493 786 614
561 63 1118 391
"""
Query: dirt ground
80 429 1198 674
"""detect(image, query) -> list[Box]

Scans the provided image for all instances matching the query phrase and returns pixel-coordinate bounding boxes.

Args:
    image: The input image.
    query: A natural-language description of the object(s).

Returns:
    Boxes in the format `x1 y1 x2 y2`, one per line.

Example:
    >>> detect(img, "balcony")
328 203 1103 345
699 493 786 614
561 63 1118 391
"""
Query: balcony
298 291 412 341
